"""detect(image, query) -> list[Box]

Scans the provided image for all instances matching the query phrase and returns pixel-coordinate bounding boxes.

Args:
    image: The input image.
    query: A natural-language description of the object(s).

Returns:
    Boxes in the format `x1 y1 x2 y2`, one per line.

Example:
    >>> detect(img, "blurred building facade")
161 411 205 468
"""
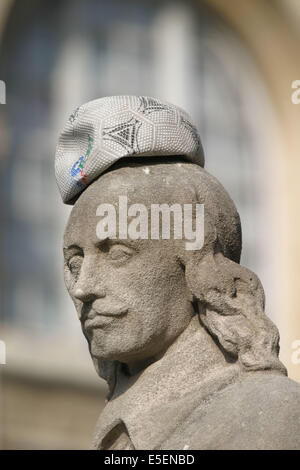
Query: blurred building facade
0 0 300 449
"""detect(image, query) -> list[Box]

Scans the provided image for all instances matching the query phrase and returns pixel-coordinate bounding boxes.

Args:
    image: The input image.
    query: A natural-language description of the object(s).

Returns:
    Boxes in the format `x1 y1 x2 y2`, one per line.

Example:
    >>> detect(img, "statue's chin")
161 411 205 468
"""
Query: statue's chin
89 338 133 362
90 342 117 361
90 338 152 365
88 327 168 364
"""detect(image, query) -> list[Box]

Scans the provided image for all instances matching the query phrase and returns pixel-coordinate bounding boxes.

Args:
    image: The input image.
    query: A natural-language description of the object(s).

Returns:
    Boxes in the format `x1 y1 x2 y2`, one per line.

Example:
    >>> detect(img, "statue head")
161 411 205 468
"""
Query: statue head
63 159 198 368
57 96 286 395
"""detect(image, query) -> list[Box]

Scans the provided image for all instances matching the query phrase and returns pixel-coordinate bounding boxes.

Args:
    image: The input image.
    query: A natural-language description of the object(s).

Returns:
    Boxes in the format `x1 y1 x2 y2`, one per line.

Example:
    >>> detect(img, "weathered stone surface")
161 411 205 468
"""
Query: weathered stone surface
62 157 300 450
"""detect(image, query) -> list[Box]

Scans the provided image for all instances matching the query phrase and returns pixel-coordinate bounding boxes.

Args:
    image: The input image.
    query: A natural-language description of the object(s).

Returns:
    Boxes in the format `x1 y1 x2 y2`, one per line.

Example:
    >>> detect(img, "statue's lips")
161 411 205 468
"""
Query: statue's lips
84 308 128 330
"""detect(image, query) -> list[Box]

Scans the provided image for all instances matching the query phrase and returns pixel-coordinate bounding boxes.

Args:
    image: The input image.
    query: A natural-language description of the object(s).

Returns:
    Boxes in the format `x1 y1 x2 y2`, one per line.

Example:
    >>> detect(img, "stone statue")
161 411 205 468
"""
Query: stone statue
55 96 300 450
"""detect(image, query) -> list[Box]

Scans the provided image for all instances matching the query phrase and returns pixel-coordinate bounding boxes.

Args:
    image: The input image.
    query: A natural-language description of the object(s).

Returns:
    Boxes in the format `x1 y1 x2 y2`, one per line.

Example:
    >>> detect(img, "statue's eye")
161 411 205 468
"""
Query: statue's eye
108 244 134 263
67 255 83 277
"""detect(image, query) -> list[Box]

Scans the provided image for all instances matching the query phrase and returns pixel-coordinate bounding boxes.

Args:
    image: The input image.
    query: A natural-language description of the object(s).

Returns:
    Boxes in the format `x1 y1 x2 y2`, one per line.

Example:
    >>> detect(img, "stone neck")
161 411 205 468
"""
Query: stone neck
92 315 241 449
112 314 240 400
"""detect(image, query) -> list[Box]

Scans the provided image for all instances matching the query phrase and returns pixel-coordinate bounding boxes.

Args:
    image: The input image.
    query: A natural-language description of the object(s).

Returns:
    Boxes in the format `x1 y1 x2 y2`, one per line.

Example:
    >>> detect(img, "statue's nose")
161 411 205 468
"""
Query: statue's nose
74 276 106 301
74 288 94 303
74 284 106 303
73 257 106 302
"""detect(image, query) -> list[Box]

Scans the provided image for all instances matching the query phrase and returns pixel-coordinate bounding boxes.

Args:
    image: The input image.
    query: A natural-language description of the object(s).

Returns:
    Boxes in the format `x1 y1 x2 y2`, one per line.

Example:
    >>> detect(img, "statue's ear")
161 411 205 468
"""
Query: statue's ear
183 249 286 374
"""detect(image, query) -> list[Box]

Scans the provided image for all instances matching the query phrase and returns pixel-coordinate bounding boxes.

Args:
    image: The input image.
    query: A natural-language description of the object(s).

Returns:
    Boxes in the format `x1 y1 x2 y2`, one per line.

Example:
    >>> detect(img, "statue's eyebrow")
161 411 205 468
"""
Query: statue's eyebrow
94 237 140 251
63 244 83 260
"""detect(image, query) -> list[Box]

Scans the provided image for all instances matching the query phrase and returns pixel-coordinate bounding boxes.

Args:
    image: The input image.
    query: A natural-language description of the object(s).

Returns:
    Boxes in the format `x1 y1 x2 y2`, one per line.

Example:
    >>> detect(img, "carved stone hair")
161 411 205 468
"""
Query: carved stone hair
179 163 287 376
92 157 286 396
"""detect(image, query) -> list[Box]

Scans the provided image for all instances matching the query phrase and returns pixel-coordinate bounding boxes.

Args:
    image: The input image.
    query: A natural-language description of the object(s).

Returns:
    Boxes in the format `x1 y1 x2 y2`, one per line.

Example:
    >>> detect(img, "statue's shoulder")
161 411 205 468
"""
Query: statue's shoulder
174 373 300 450
232 373 300 427
231 372 300 411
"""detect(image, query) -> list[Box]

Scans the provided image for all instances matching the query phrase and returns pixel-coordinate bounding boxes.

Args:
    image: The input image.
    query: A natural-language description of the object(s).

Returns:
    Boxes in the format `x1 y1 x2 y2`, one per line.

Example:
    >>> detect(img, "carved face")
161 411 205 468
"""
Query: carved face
63 166 195 365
